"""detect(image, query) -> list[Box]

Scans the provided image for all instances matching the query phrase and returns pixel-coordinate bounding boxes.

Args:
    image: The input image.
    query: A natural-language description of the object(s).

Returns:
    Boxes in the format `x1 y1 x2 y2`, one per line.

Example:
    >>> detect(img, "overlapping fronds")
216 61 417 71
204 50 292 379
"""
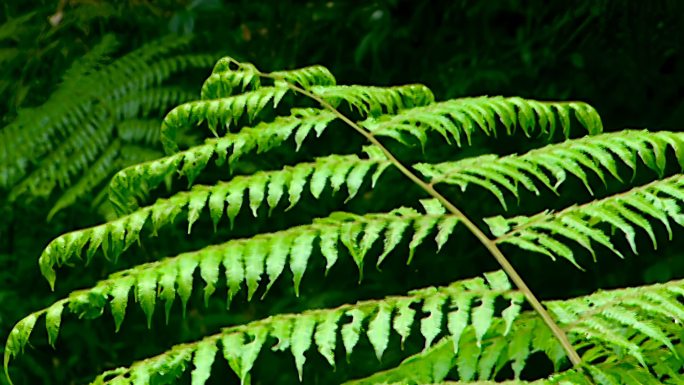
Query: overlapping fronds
0 34 215 216
355 359 677 385
110 108 337 213
40 151 392 288
160 83 434 154
9 273 682 385
416 130 684 208
12 271 523 385
0 35 199 175
488 174 684 266
158 56 433 154
97 56 604 235
200 57 433 119
48 144 164 220
346 278 684 385
27 203 459 333
7 116 115 200
113 97 601 215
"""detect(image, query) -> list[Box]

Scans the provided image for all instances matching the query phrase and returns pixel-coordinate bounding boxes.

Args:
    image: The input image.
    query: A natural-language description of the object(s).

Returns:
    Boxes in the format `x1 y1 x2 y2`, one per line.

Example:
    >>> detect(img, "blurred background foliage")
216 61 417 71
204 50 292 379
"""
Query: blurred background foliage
1 1 684 384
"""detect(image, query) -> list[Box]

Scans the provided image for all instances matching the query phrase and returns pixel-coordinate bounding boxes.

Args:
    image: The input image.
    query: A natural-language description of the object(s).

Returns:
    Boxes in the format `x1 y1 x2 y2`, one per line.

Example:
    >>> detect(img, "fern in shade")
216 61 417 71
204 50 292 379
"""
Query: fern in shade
6 57 684 385
0 34 215 217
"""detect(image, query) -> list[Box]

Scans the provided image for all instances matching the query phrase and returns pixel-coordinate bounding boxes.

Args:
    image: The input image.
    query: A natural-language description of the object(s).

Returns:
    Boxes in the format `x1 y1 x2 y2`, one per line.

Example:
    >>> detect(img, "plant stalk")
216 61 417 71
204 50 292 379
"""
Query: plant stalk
283 82 582 366
228 56 582 366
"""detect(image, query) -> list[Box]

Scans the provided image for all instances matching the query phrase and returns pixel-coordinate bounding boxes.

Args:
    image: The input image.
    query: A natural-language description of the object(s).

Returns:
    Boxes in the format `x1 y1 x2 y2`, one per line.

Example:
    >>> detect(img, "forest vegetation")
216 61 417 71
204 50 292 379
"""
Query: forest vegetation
1 2 684 384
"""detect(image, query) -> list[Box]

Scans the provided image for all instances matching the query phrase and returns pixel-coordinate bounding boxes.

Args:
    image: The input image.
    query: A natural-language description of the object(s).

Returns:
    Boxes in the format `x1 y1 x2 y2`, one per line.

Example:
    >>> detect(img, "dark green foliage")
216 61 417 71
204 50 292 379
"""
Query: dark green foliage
5 55 684 385
2 2 684 385
0 34 216 218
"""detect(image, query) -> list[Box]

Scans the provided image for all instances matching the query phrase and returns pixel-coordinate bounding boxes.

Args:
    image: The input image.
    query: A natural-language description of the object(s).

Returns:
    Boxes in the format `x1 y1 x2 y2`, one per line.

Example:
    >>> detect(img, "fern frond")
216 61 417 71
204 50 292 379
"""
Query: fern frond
0 39 205 171
90 35 197 92
202 60 262 99
0 36 214 210
114 94 602 216
40 152 394 288
270 65 337 89
55 272 520 385
11 274 682 385
33 204 461 332
7 116 114 201
161 83 434 154
116 119 164 145
352 339 668 385
417 130 684 208
113 87 197 120
360 96 602 148
59 34 119 84
489 174 684 265
345 278 684 385
12 54 684 385
104 53 215 101
110 108 337 213
547 282 684 379
160 86 291 153
42 140 121 217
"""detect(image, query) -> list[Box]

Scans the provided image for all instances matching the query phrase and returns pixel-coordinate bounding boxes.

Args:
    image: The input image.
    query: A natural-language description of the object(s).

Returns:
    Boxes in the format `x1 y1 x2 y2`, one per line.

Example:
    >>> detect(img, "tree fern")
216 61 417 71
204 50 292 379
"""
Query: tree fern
5 58 684 385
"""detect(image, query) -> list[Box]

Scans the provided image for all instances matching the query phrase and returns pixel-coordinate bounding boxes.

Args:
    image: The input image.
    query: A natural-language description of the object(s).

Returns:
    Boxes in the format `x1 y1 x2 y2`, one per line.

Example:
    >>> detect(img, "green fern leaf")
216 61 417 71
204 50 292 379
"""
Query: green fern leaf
244 238 267 301
191 340 218 385
3 313 37 377
290 315 317 380
41 154 392 285
493 175 684 266
199 248 221 305
41 274 684 385
178 256 199 316
289 231 316 297
159 262 177 323
417 131 684 209
135 270 157 328
44 301 65 347
420 292 447 350
315 310 342 367
110 277 134 332
161 86 289 153
393 298 418 348
342 307 367 359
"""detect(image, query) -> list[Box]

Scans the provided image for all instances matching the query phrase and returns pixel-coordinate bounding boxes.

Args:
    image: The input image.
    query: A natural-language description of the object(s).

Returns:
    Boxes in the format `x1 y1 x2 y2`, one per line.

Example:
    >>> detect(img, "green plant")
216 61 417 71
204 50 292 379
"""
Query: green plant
5 58 684 385
0 34 215 218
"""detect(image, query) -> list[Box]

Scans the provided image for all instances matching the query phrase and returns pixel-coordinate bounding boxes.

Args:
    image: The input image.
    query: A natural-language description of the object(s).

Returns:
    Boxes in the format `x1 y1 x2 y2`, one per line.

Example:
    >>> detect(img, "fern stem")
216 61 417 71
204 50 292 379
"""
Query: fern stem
273 79 583 367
